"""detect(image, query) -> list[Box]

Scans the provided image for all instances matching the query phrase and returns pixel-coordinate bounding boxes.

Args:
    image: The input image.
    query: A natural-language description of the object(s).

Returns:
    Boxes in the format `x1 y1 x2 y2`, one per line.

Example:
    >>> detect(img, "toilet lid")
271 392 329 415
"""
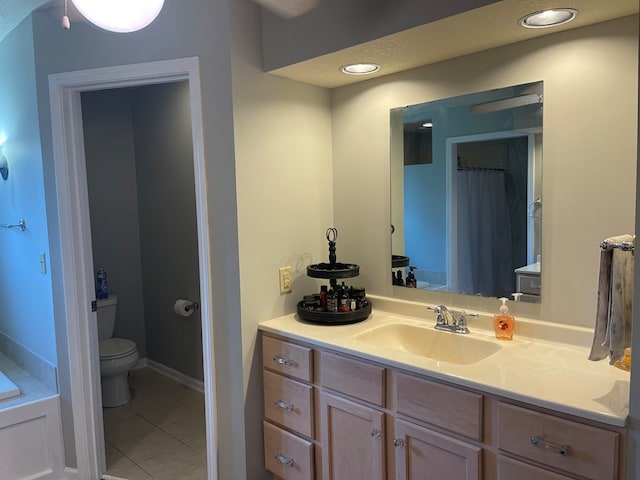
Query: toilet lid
99 338 137 359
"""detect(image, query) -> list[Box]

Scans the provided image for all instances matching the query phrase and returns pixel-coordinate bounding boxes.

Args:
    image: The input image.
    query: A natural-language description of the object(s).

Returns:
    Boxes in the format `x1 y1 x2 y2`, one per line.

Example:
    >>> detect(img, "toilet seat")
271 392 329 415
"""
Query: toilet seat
99 338 137 360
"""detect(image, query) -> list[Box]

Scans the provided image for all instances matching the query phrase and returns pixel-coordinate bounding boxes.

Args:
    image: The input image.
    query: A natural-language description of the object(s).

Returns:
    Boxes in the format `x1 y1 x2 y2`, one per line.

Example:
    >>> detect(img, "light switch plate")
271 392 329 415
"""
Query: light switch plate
279 266 293 293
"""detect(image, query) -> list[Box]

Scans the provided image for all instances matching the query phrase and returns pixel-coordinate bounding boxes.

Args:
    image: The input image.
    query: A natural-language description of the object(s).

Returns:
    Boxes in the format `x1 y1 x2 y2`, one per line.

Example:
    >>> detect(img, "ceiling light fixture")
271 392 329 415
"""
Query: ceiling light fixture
519 8 577 29
71 0 165 33
340 63 380 75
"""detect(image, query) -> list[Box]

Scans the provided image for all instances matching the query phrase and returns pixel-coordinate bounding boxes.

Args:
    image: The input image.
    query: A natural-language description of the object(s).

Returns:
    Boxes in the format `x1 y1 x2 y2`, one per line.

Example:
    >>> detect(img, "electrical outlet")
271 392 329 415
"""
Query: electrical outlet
279 266 293 294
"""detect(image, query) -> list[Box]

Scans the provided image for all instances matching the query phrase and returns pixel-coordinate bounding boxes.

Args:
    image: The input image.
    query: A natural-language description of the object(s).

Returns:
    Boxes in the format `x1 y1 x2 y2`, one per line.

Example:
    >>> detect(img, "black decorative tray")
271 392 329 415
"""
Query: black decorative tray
392 255 410 268
297 300 371 325
307 262 359 279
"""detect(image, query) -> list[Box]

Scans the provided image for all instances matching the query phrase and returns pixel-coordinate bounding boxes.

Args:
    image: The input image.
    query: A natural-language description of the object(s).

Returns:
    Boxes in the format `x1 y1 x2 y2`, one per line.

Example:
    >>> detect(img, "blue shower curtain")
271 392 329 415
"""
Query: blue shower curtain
456 169 514 298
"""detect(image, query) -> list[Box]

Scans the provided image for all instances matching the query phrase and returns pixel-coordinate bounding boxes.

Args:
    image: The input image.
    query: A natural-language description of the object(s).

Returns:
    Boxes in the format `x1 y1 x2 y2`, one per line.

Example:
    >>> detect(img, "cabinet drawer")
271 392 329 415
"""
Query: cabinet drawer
319 351 385 406
497 403 619 480
498 456 574 480
264 420 314 480
264 370 313 438
263 336 312 382
395 372 483 441
517 273 541 295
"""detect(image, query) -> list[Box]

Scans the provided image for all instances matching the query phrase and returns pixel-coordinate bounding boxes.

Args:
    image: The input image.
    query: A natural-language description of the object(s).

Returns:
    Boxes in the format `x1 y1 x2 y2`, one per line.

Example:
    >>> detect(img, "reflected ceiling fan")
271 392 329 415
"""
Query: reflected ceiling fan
252 0 320 18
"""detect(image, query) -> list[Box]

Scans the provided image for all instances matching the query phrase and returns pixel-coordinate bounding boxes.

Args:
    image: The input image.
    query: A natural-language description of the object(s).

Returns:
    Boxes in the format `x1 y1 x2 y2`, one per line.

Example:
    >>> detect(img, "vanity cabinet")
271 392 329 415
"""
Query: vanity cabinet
262 336 315 480
496 403 620 480
319 392 385 480
515 271 541 302
261 332 626 480
393 419 481 479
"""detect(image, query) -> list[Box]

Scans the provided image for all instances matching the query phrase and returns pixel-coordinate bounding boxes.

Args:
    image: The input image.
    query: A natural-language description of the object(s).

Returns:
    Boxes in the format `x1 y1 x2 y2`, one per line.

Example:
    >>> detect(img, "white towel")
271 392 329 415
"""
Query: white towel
589 234 634 364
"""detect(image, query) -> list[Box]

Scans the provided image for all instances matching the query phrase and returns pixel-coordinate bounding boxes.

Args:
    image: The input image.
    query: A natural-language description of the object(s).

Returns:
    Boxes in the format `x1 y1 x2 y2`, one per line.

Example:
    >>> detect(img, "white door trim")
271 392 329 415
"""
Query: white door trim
48 57 218 480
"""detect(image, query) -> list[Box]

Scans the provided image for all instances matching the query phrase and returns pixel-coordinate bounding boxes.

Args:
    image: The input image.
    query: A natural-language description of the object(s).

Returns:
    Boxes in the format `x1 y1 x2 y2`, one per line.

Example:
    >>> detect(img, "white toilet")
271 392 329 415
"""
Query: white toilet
96 295 139 407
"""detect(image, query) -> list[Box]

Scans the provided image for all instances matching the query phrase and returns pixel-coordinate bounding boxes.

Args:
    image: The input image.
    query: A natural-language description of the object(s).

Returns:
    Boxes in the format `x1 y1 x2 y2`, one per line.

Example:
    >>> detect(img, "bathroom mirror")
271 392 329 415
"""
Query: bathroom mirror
390 81 543 302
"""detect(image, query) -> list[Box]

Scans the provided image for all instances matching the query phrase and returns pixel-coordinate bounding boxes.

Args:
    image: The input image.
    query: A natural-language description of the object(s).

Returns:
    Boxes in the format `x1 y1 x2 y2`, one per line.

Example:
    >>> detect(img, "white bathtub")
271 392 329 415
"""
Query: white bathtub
0 395 65 480
0 354 65 480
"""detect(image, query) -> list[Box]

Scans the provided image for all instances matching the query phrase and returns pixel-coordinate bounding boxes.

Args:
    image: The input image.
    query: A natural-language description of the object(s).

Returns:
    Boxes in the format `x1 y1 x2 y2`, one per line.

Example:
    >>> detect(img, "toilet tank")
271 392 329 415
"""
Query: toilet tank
96 295 118 341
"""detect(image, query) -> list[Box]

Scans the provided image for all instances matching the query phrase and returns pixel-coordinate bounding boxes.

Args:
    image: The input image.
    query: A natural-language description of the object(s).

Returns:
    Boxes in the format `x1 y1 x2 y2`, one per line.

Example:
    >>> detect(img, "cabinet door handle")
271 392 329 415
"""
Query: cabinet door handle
274 400 295 412
273 355 296 367
275 453 295 467
394 438 405 448
370 428 382 439
531 435 572 456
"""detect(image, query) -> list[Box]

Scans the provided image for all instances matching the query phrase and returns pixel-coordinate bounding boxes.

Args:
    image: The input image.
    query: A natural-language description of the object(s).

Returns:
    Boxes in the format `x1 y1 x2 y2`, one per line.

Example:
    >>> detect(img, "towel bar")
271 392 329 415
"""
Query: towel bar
600 236 635 254
1 219 26 232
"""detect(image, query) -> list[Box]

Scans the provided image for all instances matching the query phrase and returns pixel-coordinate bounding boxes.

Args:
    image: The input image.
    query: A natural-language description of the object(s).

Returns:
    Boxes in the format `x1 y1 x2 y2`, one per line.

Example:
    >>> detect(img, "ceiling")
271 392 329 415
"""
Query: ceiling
0 0 50 42
0 1 636 89
267 0 639 88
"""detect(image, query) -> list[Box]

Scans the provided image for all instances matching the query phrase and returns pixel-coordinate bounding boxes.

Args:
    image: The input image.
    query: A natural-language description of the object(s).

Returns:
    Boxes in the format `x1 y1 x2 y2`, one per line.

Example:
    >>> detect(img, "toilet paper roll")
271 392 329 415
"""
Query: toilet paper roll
173 299 194 317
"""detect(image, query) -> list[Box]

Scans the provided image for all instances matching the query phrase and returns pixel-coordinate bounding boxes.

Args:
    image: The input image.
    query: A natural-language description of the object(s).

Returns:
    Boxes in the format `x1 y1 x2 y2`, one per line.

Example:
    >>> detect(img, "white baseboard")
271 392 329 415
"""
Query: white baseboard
133 358 204 394
61 467 78 479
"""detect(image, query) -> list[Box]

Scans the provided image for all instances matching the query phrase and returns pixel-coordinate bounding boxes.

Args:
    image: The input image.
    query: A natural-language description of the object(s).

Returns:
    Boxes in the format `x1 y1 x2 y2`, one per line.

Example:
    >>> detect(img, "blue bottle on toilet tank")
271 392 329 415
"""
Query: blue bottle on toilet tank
96 268 109 299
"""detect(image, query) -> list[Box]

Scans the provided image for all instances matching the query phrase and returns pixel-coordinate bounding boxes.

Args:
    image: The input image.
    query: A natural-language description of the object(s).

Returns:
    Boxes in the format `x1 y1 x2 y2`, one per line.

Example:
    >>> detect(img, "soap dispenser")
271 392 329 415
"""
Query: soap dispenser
493 297 515 340
406 266 417 288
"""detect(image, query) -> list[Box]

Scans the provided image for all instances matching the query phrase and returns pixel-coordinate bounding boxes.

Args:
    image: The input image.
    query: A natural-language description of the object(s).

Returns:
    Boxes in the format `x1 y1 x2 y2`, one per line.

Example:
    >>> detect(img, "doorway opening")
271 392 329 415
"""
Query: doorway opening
49 58 218 480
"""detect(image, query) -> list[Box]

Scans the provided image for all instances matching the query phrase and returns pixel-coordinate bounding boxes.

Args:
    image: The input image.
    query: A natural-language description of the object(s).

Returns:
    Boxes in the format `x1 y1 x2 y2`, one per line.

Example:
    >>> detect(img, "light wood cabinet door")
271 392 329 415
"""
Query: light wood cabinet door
393 419 481 480
319 392 385 480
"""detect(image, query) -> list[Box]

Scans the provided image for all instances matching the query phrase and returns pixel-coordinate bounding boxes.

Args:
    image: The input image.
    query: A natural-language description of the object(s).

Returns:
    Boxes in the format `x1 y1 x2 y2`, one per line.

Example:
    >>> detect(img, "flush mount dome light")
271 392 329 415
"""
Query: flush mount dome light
340 63 380 75
71 0 165 33
519 8 577 28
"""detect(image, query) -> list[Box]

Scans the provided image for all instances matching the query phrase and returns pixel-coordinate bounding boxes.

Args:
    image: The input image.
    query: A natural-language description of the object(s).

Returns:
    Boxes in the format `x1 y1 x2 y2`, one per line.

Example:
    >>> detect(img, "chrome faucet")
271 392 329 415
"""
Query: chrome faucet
427 305 477 334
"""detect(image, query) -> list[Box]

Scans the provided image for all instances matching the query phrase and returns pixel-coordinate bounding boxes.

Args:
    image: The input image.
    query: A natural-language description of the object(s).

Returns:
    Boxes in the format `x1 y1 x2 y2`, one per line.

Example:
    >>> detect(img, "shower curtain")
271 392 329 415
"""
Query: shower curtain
456 169 514 298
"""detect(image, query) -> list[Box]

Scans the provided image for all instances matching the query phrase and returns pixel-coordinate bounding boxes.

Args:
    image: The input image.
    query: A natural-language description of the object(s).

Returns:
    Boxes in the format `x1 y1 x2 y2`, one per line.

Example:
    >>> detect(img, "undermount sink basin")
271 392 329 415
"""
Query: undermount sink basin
353 323 503 365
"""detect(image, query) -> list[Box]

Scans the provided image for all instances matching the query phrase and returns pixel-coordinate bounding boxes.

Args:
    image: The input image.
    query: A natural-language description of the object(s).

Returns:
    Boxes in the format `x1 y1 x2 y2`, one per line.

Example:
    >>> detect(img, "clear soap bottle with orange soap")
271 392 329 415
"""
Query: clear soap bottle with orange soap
493 297 516 340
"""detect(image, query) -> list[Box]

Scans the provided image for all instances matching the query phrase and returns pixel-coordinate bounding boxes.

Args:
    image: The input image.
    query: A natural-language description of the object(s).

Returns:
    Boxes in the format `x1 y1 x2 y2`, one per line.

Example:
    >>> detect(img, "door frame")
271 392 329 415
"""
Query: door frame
48 57 218 479
445 130 536 292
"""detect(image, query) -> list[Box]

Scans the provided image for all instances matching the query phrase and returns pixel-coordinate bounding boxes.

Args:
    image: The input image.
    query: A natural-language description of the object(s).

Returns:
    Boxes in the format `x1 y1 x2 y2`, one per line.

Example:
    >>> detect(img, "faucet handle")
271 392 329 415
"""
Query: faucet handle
428 305 450 325
458 310 478 327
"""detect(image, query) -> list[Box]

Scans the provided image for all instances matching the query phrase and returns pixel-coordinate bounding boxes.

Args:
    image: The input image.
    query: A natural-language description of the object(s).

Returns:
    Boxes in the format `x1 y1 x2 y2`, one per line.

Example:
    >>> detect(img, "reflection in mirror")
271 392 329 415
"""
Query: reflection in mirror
391 82 543 302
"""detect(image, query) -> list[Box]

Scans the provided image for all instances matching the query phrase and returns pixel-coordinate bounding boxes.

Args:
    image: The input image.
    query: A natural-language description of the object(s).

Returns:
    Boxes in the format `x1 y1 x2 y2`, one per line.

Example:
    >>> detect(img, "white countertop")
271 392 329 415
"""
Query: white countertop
259 302 629 427
515 261 541 274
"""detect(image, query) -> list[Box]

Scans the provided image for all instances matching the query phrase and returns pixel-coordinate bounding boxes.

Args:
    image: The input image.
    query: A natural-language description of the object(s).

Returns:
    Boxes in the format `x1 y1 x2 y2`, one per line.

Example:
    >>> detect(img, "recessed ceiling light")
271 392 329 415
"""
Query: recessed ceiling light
519 8 577 29
421 122 433 128
340 63 381 75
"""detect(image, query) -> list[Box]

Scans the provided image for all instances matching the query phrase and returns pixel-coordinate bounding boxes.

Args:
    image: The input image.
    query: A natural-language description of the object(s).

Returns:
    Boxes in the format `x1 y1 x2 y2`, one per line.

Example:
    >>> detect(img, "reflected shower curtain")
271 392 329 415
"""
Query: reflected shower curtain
457 169 513 298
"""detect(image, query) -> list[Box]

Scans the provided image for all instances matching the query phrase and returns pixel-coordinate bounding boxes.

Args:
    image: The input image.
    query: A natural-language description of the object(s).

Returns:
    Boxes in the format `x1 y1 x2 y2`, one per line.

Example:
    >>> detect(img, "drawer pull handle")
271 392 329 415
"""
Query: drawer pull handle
394 439 405 448
371 428 382 439
531 435 571 456
275 453 295 467
273 355 296 367
274 400 295 412
530 281 541 289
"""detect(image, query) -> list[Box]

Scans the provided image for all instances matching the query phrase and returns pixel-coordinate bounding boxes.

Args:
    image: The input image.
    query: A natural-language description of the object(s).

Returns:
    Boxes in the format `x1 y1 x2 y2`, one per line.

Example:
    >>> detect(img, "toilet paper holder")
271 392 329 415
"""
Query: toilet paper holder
184 302 200 312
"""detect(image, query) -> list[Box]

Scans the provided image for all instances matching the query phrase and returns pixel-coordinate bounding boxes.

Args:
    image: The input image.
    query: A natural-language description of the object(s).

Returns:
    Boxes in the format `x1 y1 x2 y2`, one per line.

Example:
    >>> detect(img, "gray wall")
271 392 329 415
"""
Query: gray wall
83 82 202 380
32 0 244 475
133 82 203 381
83 88 148 358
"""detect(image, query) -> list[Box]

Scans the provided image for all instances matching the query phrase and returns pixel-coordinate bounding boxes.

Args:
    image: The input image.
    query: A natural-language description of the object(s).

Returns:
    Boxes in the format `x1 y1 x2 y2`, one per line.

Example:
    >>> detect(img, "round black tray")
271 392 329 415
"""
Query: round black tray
392 255 410 268
307 262 359 279
296 301 371 325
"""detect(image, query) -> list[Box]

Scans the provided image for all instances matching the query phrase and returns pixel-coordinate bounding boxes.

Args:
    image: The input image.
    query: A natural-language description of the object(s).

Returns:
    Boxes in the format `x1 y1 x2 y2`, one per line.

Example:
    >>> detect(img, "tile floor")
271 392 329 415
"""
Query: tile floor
103 367 207 480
